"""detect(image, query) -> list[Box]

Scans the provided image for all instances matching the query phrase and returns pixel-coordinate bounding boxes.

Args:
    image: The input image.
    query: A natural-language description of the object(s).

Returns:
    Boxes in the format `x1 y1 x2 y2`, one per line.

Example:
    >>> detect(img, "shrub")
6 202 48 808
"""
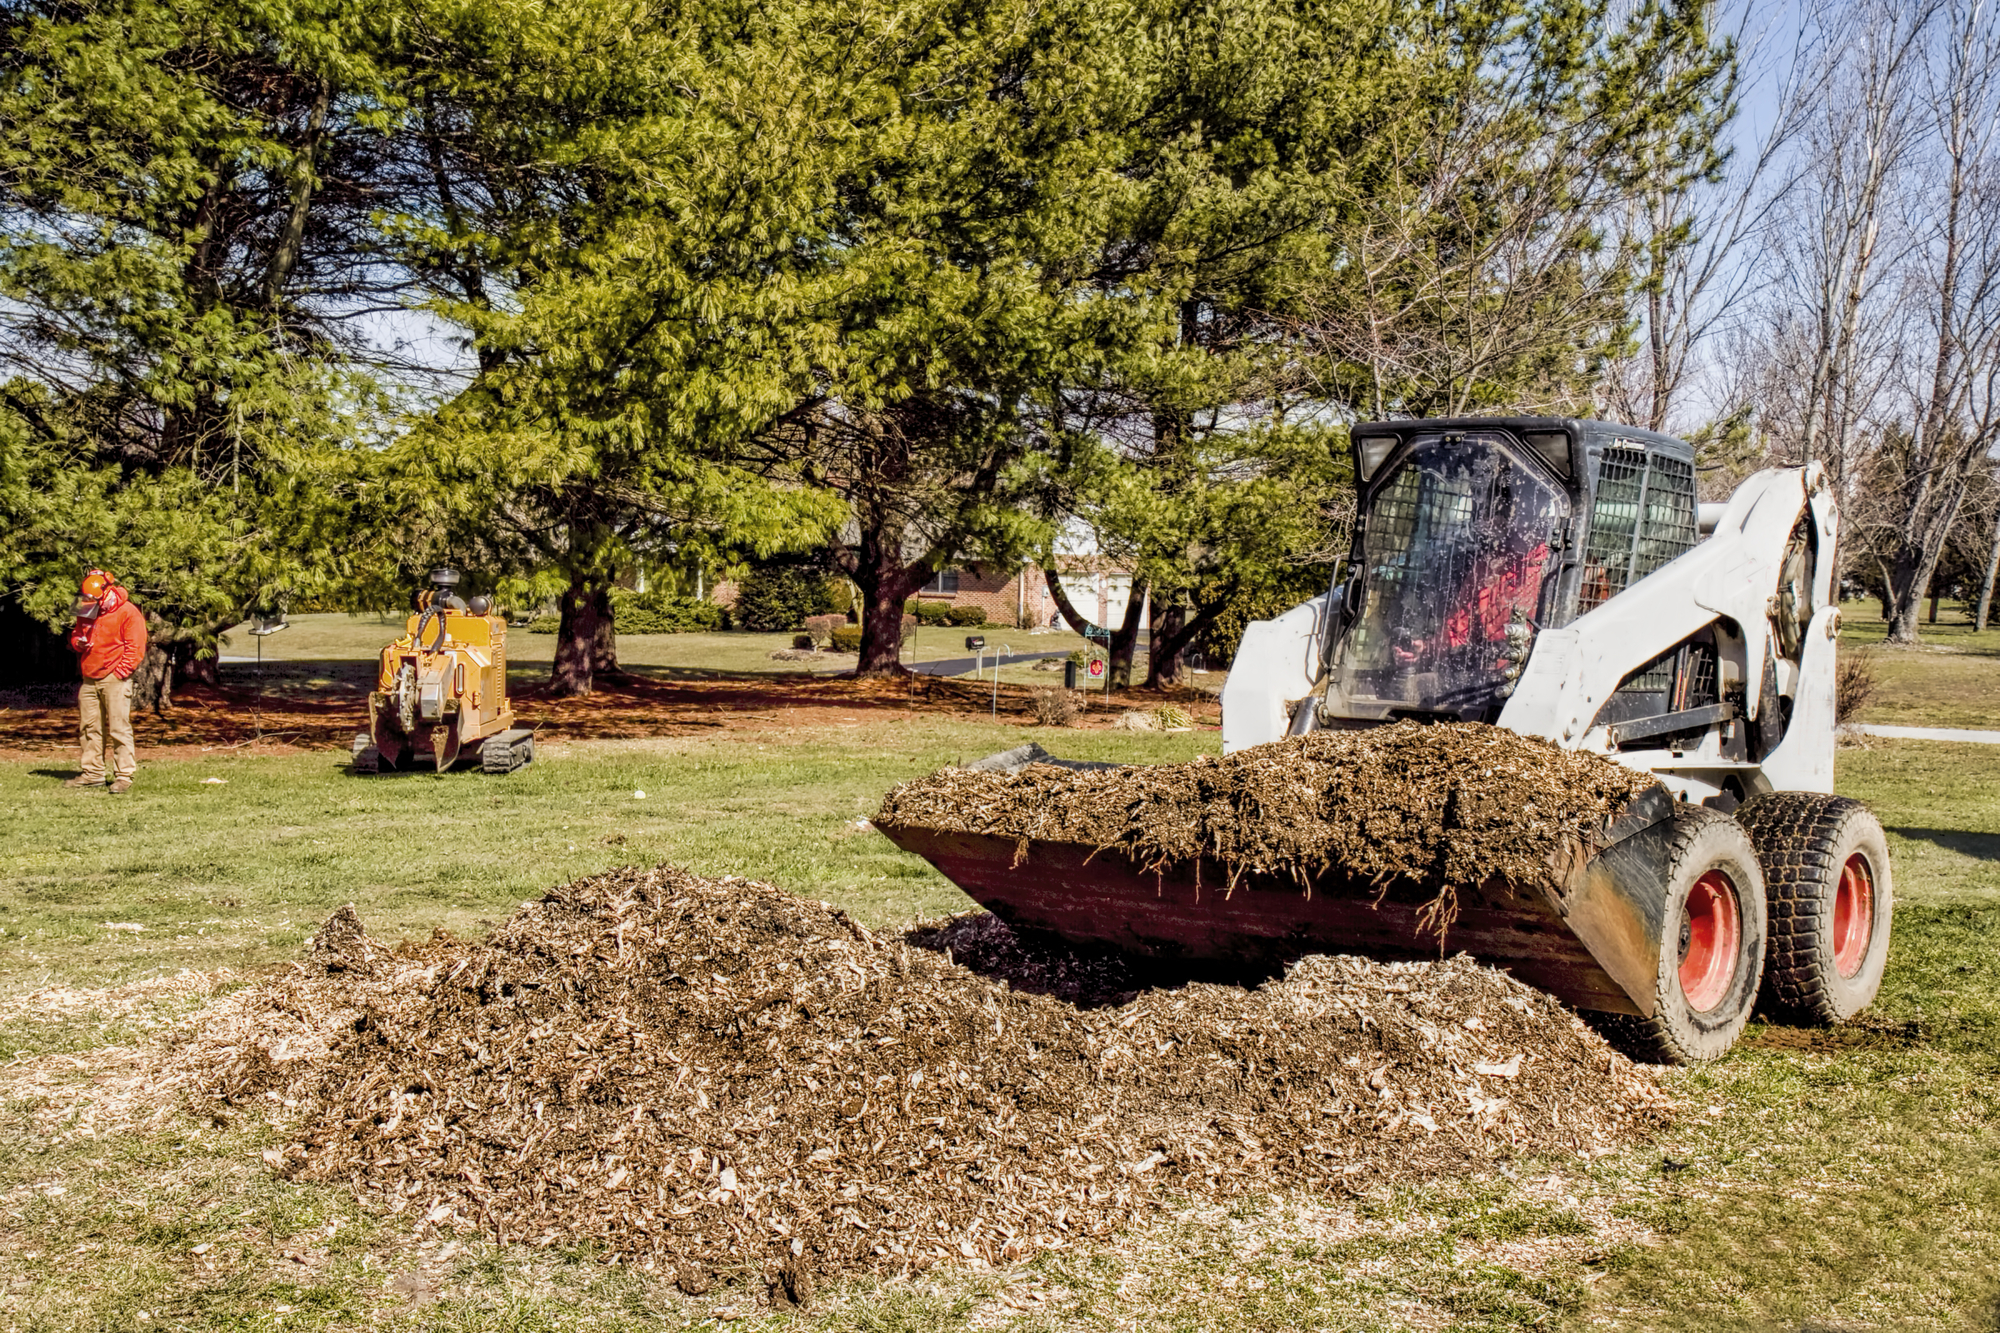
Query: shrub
792 632 815 650
526 616 560 634
830 625 863 653
609 589 727 634
945 604 988 627
1835 648 1878 724
1031 688 1082 726
803 613 846 647
907 600 954 625
735 565 838 631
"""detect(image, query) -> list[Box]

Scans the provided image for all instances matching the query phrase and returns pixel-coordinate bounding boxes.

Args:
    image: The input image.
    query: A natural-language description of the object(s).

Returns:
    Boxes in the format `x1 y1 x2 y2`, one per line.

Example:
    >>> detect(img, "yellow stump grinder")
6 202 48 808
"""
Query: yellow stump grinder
353 568 535 775
875 418 1892 1062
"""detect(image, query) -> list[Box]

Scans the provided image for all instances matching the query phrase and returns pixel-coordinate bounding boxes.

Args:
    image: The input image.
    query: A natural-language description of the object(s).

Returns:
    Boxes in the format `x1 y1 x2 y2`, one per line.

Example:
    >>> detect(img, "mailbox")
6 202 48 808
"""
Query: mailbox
964 635 986 650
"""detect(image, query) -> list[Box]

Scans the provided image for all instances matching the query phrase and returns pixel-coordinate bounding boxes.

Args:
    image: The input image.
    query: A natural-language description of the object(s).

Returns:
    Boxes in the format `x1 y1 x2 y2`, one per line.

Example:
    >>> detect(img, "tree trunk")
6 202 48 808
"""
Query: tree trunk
850 526 927 677
180 643 220 687
1043 568 1146 687
1106 583 1147 688
129 642 174 714
1146 600 1187 689
1928 586 1941 624
1144 596 1230 691
1886 482 1975 644
1974 509 2000 631
590 585 619 677
263 79 331 308
550 579 598 696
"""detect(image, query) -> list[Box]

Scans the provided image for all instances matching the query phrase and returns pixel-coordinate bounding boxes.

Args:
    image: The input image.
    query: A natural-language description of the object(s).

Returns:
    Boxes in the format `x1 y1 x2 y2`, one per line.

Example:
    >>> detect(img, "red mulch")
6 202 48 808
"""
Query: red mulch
0 671 1209 763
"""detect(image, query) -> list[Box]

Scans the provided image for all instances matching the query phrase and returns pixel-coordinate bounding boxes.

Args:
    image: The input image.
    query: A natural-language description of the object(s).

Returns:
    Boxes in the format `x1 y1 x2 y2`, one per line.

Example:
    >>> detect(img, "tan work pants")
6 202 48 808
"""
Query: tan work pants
78 675 136 782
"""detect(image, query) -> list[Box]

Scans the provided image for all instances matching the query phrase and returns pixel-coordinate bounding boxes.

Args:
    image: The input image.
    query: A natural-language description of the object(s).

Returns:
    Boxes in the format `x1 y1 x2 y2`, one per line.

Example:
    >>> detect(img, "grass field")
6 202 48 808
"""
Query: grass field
219 613 1173 692
1 612 1997 1330
1838 598 2000 731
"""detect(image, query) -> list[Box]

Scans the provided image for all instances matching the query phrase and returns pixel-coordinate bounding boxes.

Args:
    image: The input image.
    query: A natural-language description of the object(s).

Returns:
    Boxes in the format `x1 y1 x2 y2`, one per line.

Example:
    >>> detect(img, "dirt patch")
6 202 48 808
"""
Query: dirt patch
876 723 1656 920
184 867 1666 1297
0 673 1203 762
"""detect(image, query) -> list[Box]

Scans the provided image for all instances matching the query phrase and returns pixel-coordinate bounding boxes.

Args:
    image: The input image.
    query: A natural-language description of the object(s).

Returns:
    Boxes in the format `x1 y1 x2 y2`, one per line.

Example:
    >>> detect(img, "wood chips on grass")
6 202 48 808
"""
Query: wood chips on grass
876 722 1659 905
184 865 1667 1300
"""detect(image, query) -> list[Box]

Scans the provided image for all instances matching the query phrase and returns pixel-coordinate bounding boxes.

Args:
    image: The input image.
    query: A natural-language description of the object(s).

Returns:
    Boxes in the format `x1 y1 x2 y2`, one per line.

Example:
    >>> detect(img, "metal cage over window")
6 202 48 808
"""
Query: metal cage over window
1579 445 1698 613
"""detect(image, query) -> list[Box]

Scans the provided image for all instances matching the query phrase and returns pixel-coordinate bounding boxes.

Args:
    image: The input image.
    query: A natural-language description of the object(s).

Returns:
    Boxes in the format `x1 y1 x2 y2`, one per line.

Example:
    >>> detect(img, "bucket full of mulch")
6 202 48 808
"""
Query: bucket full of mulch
187 867 1666 1296
870 723 1667 1014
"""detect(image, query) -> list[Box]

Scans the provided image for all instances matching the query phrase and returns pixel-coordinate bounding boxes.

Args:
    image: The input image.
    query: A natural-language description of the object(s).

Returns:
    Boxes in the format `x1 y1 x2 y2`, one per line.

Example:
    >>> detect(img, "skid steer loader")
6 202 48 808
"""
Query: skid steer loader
353 568 535 775
875 419 1891 1063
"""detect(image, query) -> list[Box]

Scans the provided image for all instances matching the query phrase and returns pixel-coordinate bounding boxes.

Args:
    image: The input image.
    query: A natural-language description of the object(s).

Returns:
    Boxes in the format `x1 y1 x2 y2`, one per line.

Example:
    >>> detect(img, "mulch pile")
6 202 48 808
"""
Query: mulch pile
876 723 1657 920
188 865 1667 1298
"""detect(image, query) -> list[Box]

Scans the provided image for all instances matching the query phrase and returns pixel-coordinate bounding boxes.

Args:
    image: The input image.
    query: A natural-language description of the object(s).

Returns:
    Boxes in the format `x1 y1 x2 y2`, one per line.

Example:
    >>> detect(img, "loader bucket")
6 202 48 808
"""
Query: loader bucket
874 785 1676 1019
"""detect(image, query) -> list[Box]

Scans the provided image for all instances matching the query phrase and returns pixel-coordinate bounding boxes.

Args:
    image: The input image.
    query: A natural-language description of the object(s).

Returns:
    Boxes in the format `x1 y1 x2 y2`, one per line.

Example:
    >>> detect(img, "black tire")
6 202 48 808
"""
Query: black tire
1737 793 1892 1024
351 732 381 775
1626 806 1768 1064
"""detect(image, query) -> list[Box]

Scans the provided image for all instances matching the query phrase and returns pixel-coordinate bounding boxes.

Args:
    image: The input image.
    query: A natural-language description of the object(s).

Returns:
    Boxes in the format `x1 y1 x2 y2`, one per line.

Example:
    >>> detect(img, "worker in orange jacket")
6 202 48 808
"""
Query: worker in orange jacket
65 570 148 793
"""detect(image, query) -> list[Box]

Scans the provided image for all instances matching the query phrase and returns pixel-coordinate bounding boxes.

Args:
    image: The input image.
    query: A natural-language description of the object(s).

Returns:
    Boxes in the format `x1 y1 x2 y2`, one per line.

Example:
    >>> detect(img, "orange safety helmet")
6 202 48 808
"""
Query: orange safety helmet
80 570 112 599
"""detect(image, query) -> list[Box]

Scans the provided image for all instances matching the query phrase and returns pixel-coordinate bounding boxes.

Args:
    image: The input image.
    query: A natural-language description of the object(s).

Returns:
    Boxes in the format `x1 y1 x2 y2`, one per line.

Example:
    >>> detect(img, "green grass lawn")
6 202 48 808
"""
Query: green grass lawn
221 612 1152 690
1839 597 2000 730
3 719 2000 1331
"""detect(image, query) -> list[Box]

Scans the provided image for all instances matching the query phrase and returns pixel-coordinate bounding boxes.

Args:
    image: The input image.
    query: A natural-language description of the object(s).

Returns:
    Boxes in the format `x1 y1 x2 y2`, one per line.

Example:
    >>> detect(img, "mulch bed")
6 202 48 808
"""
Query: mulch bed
185 866 1667 1301
0 671 1172 760
876 723 1657 925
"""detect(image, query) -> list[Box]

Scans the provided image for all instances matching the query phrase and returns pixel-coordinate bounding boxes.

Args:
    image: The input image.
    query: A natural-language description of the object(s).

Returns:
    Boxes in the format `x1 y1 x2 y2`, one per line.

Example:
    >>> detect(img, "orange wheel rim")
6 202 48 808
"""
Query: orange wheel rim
1678 870 1741 1013
1833 853 1875 979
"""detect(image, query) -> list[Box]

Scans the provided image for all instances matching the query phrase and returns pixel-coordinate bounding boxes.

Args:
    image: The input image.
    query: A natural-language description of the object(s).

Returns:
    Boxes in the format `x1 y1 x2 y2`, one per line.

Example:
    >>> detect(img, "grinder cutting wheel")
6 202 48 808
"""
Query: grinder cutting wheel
354 568 535 775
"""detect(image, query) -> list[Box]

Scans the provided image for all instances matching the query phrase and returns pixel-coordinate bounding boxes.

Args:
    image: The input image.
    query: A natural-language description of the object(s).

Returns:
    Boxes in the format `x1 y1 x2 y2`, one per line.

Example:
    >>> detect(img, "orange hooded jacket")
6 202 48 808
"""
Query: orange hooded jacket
70 586 148 680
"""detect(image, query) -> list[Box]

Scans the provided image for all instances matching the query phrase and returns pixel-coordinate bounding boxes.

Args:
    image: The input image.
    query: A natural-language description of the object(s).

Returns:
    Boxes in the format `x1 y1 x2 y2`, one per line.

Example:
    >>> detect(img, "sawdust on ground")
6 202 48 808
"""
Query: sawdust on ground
875 723 1657 909
180 866 1667 1300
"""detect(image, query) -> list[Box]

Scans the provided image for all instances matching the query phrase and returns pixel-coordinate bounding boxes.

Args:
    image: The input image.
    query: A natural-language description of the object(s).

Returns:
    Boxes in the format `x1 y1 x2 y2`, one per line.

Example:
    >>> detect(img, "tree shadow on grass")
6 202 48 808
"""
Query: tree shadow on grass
1887 827 2000 862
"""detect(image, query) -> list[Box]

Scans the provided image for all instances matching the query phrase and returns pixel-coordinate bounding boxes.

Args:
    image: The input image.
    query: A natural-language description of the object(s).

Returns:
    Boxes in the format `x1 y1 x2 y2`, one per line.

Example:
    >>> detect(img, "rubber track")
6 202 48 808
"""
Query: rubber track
1736 792 1866 1023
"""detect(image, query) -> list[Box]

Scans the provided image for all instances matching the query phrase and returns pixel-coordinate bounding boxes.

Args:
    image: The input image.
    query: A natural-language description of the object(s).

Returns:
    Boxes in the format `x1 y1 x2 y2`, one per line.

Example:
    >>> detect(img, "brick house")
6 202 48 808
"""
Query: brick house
912 562 1050 628
914 556 1139 630
709 555 1138 631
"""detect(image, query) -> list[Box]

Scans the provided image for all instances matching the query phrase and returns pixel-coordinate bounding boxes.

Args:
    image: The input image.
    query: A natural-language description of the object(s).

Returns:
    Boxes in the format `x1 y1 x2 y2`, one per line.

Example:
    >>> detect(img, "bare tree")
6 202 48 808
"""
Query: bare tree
1602 6 1830 433
1879 0 2000 641
1778 0 1937 484
1289 6 1736 419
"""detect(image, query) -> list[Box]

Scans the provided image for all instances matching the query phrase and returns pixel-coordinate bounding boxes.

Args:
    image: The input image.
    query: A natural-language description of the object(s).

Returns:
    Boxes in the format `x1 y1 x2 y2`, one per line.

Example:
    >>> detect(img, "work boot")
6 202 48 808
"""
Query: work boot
108 778 132 795
62 774 102 788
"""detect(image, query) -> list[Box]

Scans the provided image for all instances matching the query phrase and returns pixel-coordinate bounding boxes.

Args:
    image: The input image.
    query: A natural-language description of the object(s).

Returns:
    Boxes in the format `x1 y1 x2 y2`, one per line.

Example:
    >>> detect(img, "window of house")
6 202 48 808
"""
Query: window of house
921 569 961 595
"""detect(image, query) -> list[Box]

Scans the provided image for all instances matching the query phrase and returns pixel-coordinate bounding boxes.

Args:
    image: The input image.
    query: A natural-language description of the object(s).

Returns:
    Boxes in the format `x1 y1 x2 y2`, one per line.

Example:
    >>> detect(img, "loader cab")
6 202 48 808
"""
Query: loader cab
1326 418 1698 726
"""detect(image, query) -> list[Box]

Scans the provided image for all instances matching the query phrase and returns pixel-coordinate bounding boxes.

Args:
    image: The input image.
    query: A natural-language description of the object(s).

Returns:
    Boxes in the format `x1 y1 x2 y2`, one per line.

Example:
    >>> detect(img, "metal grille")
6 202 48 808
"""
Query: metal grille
1367 466 1475 585
1621 646 1677 694
1634 455 1697 581
1348 466 1474 660
1678 644 1717 710
1579 445 1698 611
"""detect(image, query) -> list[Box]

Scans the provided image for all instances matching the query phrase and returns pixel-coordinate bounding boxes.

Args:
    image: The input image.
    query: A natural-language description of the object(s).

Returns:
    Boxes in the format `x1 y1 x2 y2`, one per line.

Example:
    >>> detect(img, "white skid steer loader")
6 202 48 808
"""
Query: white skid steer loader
873 418 1890 1063
1215 417 1890 1061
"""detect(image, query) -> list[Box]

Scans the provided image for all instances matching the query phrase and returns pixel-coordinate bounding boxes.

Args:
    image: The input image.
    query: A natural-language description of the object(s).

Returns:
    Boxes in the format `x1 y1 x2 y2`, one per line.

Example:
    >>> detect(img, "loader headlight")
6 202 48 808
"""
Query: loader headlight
1355 436 1398 480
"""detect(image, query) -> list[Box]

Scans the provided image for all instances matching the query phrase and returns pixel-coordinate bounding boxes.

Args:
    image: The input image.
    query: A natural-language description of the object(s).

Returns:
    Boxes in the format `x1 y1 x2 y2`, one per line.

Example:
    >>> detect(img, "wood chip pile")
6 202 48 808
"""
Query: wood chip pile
190 866 1666 1295
876 722 1658 897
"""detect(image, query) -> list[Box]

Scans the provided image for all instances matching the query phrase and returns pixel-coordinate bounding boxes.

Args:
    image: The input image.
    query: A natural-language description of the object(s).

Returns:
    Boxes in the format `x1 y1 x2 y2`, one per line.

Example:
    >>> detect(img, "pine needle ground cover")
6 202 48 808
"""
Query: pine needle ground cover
0 725 1995 1330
